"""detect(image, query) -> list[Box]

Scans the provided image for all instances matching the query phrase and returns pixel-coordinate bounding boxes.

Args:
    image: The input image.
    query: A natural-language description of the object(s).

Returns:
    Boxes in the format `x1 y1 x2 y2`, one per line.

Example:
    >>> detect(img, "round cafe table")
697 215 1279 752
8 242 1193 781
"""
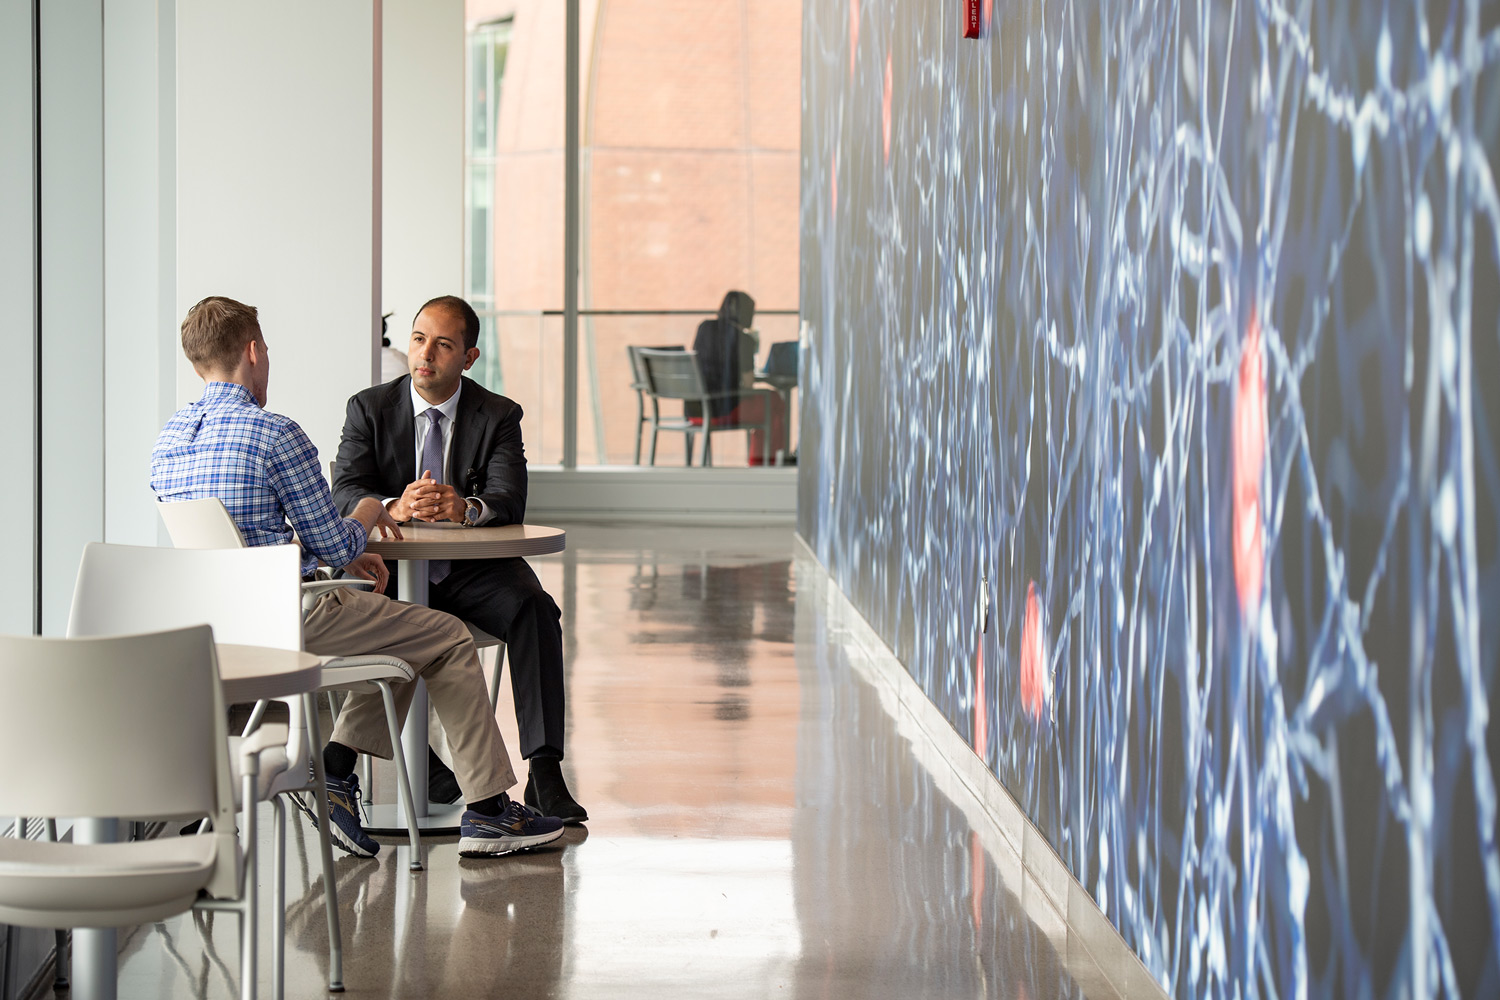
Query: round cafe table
215 643 324 703
362 522 566 834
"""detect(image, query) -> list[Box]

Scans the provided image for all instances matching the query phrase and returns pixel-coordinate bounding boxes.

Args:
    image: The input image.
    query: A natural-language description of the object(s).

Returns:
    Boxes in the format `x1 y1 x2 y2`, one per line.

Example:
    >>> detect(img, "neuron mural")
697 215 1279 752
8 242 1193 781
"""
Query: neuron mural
797 1 1500 997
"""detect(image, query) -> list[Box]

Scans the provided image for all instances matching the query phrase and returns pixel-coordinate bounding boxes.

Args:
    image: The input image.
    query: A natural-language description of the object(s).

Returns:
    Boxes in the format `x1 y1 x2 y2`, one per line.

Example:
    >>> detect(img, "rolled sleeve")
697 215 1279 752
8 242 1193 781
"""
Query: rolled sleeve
267 424 368 569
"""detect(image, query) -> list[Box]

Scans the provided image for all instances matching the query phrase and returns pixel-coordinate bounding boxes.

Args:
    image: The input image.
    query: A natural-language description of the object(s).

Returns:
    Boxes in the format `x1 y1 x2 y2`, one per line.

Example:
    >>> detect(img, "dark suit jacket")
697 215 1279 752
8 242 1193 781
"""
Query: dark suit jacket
332 375 527 526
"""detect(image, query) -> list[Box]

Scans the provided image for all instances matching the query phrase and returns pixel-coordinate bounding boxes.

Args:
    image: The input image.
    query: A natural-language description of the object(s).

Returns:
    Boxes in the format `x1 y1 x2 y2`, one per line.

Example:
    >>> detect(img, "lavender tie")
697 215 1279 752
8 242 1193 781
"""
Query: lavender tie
420 408 451 584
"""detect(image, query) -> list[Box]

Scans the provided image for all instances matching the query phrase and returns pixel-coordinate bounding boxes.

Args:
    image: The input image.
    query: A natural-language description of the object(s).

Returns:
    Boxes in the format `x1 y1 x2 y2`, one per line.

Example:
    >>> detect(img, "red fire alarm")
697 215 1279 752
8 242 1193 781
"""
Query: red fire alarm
963 0 981 38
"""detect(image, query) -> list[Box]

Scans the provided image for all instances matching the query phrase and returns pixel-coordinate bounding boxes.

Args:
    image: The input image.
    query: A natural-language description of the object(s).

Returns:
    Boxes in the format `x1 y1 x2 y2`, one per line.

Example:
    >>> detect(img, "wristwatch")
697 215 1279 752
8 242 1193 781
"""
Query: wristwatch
462 498 483 526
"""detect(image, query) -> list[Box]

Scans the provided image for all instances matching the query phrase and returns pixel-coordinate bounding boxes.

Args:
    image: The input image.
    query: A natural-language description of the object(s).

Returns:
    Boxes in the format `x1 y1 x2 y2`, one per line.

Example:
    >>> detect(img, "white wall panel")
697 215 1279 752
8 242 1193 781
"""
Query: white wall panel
104 0 176 550
40 0 105 635
382 0 464 357
0 0 39 635
176 0 376 462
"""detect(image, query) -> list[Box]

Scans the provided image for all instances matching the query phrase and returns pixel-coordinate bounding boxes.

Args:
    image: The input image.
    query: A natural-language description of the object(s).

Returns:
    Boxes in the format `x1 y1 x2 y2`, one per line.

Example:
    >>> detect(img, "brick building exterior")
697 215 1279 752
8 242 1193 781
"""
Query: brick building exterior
465 0 801 465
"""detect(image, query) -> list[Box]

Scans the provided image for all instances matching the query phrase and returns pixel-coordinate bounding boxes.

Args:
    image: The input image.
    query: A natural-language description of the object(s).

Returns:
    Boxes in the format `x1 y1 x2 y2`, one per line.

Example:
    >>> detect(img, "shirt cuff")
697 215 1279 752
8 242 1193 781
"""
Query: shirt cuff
469 497 493 525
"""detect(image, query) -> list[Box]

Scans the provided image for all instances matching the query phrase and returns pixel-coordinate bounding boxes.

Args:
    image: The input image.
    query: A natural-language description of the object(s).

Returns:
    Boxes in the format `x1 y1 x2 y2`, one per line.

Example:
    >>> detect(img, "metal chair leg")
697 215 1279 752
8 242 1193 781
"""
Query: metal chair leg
302 693 345 992
376 679 424 872
40 819 68 989
647 398 661 465
488 643 508 714
240 903 256 1000
271 796 286 1000
239 769 258 1000
52 930 68 989
633 391 644 465
242 699 270 736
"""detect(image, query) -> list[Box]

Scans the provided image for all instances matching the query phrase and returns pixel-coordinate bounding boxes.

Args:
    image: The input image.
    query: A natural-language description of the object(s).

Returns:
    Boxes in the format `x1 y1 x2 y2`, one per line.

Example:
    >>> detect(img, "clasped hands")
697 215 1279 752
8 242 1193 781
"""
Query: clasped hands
389 469 468 524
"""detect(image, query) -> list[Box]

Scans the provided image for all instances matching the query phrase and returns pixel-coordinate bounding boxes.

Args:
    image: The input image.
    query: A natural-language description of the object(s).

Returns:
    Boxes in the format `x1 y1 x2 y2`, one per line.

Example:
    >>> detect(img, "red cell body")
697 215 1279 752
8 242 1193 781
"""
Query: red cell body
1020 580 1046 721
882 53 893 164
1234 313 1266 617
973 641 987 755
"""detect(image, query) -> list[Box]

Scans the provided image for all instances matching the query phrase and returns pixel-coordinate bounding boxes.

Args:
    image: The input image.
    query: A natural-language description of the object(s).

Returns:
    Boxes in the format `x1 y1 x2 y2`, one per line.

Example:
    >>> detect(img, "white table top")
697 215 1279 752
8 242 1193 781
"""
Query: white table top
365 522 566 561
216 643 323 703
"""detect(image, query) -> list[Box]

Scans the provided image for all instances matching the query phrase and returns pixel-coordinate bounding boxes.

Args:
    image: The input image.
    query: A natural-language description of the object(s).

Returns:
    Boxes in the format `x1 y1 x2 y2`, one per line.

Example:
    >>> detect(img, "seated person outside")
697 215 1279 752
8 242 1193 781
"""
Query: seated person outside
150 295 563 860
691 289 789 464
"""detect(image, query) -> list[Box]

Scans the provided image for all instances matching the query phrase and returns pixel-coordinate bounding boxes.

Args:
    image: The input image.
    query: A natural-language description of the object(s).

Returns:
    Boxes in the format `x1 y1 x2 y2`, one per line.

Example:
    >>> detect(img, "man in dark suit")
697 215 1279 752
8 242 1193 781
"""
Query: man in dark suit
332 295 586 823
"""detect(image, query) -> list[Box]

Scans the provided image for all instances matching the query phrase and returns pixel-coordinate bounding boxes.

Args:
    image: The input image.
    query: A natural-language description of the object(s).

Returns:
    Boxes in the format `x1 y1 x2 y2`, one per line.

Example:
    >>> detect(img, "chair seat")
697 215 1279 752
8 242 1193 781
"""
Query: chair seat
316 654 415 693
0 835 218 928
686 389 776 431
466 622 501 649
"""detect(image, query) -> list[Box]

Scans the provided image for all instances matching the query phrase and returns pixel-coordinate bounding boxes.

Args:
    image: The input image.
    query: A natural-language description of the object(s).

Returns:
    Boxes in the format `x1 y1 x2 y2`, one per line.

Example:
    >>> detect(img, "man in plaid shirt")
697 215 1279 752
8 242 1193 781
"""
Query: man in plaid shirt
152 296 563 860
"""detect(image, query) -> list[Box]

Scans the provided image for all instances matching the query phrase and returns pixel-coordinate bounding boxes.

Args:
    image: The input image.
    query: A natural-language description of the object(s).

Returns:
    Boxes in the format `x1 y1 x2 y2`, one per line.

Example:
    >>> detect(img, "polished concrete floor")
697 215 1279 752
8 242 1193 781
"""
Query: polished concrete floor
106 525 1121 999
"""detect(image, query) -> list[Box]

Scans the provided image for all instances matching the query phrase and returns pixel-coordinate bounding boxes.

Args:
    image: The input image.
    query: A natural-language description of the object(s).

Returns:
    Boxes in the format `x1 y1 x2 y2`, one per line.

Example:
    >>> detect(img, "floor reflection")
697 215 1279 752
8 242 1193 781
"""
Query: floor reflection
792 604 1095 999
114 525 1111 999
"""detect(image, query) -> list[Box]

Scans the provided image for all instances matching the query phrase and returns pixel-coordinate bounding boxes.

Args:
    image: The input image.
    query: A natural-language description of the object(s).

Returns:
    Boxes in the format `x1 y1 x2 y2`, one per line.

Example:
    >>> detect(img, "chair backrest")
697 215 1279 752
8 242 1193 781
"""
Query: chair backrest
626 344 685 389
157 498 248 549
637 348 709 401
68 543 303 651
68 543 310 785
0 626 233 827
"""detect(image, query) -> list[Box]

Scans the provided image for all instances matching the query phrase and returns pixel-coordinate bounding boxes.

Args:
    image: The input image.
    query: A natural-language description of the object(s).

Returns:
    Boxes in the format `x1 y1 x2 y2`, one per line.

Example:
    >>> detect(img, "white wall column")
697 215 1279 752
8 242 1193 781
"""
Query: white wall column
176 0 378 459
104 0 176 550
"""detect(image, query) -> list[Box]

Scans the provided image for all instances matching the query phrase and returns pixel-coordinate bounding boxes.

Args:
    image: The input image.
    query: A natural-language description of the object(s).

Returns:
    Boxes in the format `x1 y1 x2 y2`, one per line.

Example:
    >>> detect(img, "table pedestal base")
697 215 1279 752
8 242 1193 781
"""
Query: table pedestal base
73 819 119 1000
364 802 464 837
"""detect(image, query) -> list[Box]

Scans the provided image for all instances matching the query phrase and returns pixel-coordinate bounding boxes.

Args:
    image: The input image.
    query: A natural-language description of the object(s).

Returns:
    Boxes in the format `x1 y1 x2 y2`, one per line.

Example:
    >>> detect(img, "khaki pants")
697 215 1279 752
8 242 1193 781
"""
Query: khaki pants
303 587 516 802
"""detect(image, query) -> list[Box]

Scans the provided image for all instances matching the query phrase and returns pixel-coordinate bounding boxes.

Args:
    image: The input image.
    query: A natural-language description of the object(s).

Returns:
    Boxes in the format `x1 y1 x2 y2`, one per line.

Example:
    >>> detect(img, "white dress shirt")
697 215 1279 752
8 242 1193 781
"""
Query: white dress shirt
410 380 463 481
384 382 492 523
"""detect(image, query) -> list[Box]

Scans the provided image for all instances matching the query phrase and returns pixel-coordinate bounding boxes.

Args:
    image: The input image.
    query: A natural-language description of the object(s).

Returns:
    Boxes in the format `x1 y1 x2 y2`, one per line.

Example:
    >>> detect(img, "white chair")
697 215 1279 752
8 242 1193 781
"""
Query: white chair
155 496 376 608
67 542 398 999
159 496 511 797
156 499 435 842
635 347 777 466
0 626 259 1000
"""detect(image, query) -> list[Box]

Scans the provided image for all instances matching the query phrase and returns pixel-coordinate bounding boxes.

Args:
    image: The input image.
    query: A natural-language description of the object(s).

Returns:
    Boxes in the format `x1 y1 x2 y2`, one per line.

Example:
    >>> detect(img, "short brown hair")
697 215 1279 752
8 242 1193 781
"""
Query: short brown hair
181 296 261 372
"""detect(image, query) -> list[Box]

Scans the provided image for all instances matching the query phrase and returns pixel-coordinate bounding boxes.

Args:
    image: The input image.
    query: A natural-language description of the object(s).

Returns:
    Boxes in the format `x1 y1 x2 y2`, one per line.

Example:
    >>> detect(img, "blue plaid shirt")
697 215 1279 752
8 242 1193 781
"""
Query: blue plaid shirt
151 382 367 577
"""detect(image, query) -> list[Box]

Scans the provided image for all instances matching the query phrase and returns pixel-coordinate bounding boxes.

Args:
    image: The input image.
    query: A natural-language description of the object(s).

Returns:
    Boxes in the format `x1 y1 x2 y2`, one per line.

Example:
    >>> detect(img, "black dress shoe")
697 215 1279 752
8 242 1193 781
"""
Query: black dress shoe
525 756 588 824
428 747 462 804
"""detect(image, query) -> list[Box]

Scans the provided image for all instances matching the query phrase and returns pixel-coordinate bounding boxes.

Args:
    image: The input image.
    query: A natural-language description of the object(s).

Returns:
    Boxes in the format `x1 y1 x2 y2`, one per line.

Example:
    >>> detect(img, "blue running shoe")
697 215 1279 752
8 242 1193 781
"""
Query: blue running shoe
459 797 565 857
325 772 379 858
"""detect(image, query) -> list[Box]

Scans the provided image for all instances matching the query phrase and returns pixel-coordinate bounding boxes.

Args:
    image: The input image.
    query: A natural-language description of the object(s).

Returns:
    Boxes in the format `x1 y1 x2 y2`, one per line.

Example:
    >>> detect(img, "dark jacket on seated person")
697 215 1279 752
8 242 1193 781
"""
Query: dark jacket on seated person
691 289 756 418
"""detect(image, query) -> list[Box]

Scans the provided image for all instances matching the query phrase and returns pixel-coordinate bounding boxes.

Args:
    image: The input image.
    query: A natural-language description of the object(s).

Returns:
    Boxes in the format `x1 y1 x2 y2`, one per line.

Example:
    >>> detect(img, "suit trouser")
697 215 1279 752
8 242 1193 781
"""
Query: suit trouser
304 587 517 802
387 556 567 761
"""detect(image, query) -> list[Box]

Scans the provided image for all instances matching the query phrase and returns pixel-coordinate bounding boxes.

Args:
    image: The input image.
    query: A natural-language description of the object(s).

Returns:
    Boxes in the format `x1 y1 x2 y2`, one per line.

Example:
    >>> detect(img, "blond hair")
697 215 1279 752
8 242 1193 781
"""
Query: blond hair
181 296 261 373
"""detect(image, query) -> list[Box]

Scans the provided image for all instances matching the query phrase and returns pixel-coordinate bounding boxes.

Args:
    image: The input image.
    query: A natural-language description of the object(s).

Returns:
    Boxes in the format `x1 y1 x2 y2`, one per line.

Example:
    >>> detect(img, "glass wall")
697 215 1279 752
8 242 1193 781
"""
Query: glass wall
465 0 568 463
464 0 801 468
464 17 511 392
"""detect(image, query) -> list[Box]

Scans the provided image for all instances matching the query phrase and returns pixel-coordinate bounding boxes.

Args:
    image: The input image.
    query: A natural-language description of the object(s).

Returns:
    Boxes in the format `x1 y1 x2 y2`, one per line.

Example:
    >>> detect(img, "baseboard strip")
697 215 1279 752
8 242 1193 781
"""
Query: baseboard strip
796 534 1169 1000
